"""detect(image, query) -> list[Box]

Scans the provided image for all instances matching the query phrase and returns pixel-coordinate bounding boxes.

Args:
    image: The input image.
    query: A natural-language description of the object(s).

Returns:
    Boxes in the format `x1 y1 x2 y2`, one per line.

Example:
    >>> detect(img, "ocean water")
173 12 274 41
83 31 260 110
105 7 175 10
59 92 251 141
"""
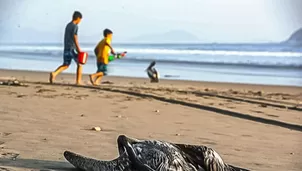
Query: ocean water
0 43 301 86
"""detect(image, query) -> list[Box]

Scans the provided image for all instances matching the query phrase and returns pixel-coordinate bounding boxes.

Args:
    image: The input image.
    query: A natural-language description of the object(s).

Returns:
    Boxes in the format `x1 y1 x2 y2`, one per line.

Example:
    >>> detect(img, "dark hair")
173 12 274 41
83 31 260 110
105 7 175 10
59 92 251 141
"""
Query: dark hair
72 11 82 20
103 28 113 37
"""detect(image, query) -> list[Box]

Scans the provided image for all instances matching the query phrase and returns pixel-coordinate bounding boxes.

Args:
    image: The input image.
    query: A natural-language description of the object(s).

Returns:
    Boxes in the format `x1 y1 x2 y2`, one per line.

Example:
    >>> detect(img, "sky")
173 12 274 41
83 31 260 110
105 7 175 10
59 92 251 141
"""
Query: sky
0 0 301 43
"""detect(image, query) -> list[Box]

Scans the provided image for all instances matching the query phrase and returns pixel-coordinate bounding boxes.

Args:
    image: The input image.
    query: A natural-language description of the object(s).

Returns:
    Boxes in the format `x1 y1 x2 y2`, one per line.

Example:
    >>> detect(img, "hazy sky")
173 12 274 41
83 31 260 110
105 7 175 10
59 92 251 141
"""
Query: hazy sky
0 0 301 43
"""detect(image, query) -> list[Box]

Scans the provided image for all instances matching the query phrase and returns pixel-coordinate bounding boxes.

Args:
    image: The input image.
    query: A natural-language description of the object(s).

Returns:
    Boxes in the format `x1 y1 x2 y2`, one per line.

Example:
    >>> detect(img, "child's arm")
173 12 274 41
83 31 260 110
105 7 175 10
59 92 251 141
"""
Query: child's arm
73 26 81 53
105 42 115 55
74 35 81 53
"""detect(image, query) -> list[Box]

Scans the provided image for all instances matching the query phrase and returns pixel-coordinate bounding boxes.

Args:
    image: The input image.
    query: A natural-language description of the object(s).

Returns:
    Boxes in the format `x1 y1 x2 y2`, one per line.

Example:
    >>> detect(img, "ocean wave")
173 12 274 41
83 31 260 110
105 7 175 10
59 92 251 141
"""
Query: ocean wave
1 45 302 57
0 45 302 68
1 50 301 68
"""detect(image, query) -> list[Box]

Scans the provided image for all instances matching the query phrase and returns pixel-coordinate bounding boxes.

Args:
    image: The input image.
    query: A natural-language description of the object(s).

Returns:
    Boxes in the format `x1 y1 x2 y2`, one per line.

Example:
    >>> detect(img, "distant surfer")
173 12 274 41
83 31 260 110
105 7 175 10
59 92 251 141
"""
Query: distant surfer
146 61 159 83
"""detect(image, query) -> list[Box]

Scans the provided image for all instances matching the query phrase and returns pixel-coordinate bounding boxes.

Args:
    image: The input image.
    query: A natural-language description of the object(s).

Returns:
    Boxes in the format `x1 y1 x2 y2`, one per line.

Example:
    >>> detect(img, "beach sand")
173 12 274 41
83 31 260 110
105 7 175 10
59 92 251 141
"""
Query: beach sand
0 69 301 171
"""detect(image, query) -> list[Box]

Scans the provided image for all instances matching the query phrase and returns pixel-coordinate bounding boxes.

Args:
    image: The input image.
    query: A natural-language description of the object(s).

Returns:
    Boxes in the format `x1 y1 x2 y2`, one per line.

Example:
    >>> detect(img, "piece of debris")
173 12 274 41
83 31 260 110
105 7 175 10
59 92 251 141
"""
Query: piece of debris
92 127 102 131
255 91 262 96
16 94 27 98
0 79 26 86
36 89 56 93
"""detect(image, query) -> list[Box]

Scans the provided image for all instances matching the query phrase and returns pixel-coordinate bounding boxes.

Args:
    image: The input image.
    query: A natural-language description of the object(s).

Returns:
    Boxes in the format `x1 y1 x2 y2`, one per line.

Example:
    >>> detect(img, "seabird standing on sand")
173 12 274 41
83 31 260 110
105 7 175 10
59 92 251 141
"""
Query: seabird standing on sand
146 61 159 83
64 135 249 171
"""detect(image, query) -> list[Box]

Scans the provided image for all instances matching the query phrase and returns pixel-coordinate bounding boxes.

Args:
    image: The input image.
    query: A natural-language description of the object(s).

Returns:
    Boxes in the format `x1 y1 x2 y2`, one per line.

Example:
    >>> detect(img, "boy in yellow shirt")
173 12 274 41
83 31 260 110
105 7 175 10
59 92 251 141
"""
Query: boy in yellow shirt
89 29 115 85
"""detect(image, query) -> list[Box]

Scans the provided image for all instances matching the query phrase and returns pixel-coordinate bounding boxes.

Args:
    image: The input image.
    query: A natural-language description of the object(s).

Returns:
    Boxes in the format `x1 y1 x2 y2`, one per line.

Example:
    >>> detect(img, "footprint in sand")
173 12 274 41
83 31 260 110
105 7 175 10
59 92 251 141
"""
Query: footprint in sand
36 88 56 93
0 132 12 137
34 85 43 89
102 81 114 85
250 110 264 114
16 94 27 98
119 106 128 109
65 87 73 90
266 114 279 118
226 106 236 109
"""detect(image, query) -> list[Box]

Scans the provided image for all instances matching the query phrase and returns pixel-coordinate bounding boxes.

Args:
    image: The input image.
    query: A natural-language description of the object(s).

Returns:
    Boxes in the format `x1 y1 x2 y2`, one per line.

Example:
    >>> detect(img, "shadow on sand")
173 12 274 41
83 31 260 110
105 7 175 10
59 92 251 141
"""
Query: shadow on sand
31 82 302 132
0 158 76 171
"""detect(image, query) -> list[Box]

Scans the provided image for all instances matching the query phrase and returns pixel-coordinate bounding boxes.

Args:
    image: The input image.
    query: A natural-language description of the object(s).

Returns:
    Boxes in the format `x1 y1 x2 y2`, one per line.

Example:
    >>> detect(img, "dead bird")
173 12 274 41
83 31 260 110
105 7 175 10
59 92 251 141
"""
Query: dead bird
64 135 249 171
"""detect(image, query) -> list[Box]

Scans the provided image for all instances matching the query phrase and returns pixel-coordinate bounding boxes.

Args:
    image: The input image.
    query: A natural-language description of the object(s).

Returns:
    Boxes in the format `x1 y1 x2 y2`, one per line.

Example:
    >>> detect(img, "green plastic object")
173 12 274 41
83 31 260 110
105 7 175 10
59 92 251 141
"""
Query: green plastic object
108 54 123 62
108 55 115 61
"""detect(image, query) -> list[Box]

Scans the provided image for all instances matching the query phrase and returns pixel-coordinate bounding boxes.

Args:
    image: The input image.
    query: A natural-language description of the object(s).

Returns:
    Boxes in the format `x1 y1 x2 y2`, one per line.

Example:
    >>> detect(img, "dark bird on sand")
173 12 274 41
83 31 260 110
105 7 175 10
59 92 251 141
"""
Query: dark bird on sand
146 61 159 83
64 135 249 171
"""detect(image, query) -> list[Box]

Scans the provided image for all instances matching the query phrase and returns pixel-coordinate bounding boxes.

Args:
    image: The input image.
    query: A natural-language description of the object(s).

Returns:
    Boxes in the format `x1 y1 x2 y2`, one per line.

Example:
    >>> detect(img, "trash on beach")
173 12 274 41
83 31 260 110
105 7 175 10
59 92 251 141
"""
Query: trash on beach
0 78 26 86
92 127 102 131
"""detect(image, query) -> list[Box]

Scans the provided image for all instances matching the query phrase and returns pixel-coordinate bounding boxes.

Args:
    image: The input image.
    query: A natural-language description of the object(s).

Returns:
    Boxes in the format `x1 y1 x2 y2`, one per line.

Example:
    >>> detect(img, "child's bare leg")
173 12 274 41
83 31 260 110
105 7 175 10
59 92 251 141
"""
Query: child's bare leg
89 72 104 85
76 64 83 85
95 72 104 85
89 75 96 85
50 65 69 83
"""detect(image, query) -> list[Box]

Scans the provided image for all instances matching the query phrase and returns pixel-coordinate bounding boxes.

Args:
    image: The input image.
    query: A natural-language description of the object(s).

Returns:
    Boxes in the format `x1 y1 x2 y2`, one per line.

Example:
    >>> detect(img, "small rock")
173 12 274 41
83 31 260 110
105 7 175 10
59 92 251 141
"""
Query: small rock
175 133 181 136
155 110 159 113
204 88 209 92
259 104 267 108
116 115 122 118
17 94 26 98
92 127 102 131
232 91 239 94
290 152 294 155
255 91 262 96
80 114 84 117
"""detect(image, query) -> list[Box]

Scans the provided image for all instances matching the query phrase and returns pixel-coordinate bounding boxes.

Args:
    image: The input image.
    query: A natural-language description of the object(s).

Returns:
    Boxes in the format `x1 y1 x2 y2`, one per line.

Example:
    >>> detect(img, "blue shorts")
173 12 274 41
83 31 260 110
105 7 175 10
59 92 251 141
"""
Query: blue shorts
96 63 108 75
63 50 78 66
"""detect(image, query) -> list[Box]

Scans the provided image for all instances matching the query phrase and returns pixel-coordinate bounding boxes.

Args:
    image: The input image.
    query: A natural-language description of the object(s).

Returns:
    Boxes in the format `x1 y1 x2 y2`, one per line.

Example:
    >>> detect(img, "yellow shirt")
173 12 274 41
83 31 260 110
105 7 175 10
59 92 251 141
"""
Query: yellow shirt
94 37 111 64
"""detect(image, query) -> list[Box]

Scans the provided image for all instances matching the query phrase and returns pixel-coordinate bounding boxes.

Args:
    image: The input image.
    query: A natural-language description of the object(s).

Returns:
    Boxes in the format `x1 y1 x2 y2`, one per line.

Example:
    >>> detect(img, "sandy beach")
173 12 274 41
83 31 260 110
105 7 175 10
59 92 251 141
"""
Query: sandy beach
0 69 301 171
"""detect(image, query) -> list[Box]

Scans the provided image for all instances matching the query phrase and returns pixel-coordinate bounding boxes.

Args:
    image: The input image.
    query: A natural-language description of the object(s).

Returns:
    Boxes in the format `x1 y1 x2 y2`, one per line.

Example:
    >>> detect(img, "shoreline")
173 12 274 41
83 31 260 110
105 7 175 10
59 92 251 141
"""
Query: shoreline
1 68 302 93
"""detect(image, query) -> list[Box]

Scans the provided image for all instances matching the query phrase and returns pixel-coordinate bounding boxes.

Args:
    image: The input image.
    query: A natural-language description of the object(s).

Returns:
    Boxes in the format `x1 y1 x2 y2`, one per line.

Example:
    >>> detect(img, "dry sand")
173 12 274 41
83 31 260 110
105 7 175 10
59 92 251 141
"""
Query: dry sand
0 69 301 171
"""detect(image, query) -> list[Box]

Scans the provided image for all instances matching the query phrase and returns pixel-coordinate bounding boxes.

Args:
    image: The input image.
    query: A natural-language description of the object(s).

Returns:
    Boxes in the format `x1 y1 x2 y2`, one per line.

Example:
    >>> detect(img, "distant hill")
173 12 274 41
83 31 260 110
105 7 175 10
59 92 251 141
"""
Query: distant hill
284 27 302 45
130 30 200 43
